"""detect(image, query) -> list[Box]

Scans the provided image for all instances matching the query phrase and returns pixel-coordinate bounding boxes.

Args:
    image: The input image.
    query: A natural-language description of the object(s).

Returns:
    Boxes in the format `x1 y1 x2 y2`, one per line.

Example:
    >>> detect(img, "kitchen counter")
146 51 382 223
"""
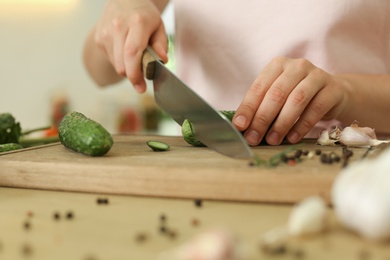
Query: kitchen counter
1 187 389 260
0 135 388 259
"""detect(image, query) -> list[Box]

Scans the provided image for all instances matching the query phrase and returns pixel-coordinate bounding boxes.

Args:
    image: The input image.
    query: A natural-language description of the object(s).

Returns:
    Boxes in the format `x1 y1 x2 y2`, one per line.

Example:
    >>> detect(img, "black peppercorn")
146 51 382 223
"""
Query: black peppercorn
294 149 303 159
53 212 61 220
96 197 109 205
194 199 203 208
23 221 31 230
66 211 74 220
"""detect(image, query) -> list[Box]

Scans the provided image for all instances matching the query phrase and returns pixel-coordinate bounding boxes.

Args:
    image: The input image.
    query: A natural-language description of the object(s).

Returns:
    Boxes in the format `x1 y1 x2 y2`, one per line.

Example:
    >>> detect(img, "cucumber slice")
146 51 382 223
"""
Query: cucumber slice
146 140 170 152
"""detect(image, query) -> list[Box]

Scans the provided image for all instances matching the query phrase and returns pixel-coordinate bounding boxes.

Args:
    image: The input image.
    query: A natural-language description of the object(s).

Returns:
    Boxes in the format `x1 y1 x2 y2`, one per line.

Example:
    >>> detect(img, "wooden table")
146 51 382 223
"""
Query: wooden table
0 187 389 260
0 135 388 259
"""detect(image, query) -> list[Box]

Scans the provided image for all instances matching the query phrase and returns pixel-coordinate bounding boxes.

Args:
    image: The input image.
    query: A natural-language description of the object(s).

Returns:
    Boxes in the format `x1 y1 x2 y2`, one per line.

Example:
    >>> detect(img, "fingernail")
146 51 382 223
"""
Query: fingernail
133 84 144 93
288 132 300 143
267 131 280 145
234 115 247 128
246 130 260 145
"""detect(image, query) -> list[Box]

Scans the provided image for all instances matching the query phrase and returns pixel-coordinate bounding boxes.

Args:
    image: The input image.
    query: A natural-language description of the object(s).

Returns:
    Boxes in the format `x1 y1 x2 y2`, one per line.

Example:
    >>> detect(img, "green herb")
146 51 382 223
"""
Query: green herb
252 144 304 167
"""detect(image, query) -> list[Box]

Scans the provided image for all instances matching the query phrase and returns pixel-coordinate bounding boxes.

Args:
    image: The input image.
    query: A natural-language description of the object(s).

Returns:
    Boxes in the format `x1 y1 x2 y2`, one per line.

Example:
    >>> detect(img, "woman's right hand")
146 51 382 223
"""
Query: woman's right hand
94 0 168 93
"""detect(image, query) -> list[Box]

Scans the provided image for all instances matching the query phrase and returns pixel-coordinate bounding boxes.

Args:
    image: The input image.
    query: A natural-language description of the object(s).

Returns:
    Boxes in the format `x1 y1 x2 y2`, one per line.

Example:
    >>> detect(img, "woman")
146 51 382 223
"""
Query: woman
84 0 390 145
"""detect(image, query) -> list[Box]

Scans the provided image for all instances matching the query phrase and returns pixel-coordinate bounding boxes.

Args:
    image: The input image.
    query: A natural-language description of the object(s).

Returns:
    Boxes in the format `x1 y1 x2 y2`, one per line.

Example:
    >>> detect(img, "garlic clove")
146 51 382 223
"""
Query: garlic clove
339 126 373 147
287 196 328 236
340 123 389 148
329 126 342 141
332 148 390 240
317 130 336 146
171 229 238 260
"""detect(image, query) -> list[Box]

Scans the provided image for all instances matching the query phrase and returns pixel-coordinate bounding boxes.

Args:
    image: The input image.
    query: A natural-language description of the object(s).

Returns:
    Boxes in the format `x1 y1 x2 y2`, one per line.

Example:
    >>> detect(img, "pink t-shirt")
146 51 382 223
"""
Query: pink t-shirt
172 1 390 137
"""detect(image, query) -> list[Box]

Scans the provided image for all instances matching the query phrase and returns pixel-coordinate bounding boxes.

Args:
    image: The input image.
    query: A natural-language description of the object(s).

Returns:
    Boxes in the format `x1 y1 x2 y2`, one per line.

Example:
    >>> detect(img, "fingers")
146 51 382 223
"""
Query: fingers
94 1 168 93
234 58 338 146
124 11 167 93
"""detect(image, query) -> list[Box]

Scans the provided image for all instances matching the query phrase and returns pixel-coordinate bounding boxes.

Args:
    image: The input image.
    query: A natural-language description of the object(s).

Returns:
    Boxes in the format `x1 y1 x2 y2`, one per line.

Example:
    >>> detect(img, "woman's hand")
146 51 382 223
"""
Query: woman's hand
233 56 348 146
93 0 168 92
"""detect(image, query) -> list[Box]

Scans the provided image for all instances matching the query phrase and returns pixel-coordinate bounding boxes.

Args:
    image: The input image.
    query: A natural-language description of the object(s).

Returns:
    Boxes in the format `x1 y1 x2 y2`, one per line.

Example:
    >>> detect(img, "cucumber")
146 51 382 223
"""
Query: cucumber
146 140 170 151
0 143 23 153
58 111 113 156
181 110 236 147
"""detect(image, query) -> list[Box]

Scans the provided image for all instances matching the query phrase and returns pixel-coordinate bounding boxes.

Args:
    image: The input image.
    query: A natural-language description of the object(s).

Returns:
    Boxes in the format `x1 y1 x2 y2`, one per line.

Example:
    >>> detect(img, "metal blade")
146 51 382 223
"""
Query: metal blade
146 48 253 159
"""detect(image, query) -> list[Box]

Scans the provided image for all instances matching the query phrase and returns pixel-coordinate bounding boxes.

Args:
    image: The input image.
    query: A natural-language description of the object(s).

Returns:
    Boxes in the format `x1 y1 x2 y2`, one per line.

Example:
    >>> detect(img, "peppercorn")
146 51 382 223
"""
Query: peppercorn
21 243 33 256
96 197 109 205
66 211 74 220
315 149 322 155
294 149 303 159
23 221 31 230
53 212 61 220
302 150 309 156
159 226 167 234
194 199 203 208
135 232 149 243
320 154 332 164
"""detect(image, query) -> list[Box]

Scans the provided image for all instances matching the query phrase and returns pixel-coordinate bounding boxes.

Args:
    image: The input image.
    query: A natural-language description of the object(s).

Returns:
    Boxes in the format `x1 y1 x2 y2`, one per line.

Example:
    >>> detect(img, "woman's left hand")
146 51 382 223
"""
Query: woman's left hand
233 56 348 146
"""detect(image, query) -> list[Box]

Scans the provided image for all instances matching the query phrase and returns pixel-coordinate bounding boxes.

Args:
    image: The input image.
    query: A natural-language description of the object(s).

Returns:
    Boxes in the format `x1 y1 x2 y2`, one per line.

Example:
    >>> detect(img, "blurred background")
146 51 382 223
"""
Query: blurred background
0 0 177 136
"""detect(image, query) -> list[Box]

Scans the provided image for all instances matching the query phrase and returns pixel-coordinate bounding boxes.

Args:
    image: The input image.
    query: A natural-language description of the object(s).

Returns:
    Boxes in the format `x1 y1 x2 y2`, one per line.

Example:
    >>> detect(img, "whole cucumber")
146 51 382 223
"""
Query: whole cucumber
58 111 113 156
0 143 23 153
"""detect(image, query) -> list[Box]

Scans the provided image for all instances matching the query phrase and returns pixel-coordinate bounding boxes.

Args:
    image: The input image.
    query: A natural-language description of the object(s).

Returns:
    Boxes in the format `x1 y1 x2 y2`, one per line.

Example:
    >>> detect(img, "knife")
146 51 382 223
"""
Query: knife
142 46 254 159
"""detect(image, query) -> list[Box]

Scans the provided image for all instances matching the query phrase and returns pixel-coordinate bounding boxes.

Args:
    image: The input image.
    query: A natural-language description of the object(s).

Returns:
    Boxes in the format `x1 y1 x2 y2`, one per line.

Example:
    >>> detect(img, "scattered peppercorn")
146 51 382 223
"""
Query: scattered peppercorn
160 214 166 223
23 221 31 230
294 149 303 159
96 197 109 205
320 153 332 164
159 226 167 234
302 150 309 156
53 212 61 220
194 199 203 208
21 243 33 256
167 230 177 239
135 232 149 243
292 248 305 259
66 211 74 220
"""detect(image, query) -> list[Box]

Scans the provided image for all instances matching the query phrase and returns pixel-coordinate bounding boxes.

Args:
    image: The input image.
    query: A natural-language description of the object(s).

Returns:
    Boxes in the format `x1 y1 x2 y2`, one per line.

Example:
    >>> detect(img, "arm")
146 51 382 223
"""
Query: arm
232 57 390 146
83 0 169 90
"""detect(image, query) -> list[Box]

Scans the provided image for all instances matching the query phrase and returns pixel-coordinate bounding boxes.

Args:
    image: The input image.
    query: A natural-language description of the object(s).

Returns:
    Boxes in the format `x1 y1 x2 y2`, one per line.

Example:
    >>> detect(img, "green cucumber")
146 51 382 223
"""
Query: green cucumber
0 143 23 153
58 111 113 156
181 110 236 147
146 140 170 151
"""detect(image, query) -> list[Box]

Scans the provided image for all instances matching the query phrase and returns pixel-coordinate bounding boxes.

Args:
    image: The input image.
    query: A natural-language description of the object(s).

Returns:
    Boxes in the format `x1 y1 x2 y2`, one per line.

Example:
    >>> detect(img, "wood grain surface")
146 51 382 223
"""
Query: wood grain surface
0 135 367 204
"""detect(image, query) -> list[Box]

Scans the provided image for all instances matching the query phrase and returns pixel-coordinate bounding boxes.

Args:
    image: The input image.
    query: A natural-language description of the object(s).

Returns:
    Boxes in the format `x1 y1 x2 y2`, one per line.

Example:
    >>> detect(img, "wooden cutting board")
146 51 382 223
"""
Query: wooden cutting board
0 135 365 204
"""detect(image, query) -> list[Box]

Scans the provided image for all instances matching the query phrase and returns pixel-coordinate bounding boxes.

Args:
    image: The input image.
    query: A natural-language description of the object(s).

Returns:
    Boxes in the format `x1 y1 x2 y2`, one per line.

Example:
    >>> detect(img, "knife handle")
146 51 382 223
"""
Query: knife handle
142 46 163 80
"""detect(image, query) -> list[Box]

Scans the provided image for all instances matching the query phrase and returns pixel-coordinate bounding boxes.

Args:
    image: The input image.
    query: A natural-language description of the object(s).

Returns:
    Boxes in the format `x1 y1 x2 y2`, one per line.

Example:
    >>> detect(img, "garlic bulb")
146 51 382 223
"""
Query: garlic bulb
332 147 390 240
287 196 328 236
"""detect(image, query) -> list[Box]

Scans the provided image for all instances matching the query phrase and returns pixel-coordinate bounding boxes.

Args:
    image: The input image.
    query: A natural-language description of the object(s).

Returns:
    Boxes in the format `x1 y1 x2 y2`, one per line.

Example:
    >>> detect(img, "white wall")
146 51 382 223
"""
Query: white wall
0 1 175 133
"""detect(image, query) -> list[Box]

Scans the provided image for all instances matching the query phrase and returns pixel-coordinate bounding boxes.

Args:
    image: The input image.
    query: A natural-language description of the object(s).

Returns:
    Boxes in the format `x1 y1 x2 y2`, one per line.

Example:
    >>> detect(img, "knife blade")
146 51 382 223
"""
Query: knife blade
142 46 254 159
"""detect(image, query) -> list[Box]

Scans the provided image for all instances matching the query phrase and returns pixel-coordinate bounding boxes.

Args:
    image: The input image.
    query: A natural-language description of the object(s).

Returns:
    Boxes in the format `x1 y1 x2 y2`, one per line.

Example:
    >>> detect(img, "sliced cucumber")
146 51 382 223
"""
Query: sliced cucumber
146 140 170 152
